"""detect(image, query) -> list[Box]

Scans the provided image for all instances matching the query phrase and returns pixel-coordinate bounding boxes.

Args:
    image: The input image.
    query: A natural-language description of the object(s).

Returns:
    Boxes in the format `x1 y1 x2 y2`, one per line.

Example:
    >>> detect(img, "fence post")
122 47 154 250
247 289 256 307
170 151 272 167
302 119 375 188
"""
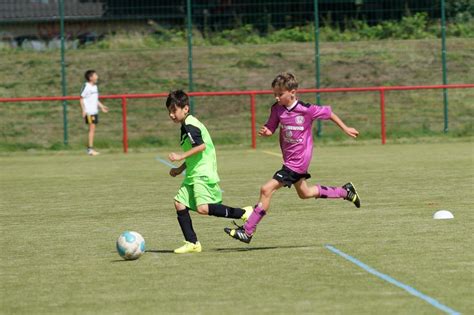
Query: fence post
121 97 128 153
380 88 386 145
441 0 449 132
186 0 195 114
250 93 257 149
59 0 68 145
313 0 322 137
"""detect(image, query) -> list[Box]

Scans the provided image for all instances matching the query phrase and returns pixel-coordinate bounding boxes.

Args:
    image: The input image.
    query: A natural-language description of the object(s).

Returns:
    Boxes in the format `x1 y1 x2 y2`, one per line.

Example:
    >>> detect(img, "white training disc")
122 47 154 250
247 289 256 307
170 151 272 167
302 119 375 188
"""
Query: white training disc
433 210 454 220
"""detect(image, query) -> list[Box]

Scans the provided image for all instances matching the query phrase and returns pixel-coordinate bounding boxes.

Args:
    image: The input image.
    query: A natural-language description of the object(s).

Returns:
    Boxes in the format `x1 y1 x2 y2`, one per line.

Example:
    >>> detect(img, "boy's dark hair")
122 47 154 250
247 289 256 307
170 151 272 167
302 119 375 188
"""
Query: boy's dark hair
166 90 189 110
84 70 96 82
271 72 298 91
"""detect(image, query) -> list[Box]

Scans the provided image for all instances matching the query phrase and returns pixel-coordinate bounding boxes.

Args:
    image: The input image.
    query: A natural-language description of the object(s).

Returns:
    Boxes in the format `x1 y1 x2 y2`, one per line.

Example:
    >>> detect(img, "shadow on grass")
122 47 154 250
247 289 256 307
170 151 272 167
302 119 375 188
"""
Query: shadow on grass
112 245 315 260
212 244 316 252
144 245 316 254
146 249 174 254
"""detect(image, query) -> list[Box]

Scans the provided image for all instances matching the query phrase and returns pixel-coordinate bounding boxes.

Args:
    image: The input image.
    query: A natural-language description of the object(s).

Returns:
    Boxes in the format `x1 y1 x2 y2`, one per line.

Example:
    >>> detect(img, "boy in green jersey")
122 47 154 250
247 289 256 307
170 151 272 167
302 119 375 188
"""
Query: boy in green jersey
166 90 252 254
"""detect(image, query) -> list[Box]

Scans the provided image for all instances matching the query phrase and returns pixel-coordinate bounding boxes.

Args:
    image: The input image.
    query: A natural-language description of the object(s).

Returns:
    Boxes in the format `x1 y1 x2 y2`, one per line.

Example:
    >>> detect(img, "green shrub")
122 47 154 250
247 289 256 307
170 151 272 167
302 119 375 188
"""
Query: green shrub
6 14 474 52
207 25 263 45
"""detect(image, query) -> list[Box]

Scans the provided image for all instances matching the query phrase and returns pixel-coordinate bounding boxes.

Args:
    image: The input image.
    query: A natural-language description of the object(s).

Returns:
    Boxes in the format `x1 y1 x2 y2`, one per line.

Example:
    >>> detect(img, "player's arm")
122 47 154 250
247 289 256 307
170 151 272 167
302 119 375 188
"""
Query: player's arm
170 162 186 177
169 144 205 162
80 98 86 118
330 112 359 138
98 100 109 113
259 105 279 137
169 124 205 162
259 126 273 137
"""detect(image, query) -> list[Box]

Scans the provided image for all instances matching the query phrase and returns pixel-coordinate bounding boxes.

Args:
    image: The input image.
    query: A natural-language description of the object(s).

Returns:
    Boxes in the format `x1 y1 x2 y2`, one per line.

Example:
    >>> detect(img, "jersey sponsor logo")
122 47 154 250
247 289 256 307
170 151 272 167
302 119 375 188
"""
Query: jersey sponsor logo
84 91 98 97
284 138 303 144
282 125 303 144
295 115 305 125
281 124 304 131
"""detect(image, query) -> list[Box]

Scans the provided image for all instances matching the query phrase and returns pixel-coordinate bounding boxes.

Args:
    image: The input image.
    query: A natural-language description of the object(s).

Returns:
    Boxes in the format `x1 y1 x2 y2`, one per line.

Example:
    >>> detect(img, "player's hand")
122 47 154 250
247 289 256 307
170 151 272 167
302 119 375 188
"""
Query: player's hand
258 126 273 137
169 167 182 177
168 152 183 162
344 127 359 138
101 105 109 113
82 111 86 118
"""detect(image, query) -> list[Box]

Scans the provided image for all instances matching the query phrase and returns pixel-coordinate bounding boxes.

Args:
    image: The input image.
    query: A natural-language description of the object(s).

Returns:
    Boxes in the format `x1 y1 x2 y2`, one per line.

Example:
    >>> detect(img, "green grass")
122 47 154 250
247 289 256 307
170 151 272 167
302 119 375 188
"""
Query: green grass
0 38 473 151
1 142 473 314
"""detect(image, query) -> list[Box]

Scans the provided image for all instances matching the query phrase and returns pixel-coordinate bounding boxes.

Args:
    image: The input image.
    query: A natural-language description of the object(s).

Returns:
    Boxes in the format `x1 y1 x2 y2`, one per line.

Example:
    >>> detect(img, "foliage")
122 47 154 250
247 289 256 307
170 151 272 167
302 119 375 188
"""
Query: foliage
87 14 473 49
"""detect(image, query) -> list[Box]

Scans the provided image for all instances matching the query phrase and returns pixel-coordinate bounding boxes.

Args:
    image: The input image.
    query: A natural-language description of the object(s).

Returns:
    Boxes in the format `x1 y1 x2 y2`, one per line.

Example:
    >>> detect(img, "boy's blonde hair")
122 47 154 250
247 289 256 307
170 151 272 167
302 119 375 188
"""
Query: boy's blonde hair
271 72 298 91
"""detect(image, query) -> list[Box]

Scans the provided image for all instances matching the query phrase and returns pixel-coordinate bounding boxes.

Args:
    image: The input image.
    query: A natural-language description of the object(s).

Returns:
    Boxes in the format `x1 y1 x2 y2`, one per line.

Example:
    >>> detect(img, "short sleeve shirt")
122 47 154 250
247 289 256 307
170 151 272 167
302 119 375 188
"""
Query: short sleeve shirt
264 100 332 174
180 115 220 184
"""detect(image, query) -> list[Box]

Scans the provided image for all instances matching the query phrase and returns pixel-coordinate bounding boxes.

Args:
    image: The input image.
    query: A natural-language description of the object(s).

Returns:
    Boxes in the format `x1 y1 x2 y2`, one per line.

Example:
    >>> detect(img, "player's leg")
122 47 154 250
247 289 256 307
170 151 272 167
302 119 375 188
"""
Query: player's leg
88 123 95 148
198 204 253 221
194 183 252 220
243 167 307 237
244 178 283 233
173 184 201 254
224 178 283 243
86 115 99 155
258 178 284 211
294 178 319 199
315 182 361 208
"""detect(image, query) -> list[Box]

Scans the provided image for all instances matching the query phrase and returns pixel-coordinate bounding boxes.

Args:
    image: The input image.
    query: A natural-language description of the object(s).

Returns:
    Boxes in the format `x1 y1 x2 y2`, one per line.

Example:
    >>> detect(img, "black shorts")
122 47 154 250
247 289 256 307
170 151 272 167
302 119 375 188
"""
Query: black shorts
85 114 99 125
273 165 311 188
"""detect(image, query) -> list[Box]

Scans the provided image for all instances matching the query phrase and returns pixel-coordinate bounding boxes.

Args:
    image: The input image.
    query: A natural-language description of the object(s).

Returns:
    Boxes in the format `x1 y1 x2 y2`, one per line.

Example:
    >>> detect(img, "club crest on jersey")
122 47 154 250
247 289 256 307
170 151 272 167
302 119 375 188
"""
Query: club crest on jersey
295 115 305 125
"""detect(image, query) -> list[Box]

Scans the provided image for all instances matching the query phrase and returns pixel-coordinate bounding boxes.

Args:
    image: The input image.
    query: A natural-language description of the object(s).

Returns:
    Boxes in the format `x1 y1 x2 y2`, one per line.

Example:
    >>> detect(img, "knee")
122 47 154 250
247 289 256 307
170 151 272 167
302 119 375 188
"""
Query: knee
174 200 186 211
260 185 272 197
196 204 208 215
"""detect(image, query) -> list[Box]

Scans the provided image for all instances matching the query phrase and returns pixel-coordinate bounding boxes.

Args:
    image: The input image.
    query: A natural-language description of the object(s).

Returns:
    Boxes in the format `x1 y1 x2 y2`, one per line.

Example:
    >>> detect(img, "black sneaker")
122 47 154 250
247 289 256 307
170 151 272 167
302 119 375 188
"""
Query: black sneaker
343 182 361 208
224 222 253 244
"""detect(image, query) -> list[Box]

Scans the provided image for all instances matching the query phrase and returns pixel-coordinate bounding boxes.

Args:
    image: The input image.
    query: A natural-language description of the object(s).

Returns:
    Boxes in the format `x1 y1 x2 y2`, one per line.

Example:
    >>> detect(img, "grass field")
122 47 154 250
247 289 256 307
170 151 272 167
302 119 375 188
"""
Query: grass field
1 141 472 314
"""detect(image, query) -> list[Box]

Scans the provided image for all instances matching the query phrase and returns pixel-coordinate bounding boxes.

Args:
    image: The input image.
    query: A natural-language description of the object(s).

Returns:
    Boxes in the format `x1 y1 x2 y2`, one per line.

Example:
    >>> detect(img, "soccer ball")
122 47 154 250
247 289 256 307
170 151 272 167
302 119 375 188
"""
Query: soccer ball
116 231 145 260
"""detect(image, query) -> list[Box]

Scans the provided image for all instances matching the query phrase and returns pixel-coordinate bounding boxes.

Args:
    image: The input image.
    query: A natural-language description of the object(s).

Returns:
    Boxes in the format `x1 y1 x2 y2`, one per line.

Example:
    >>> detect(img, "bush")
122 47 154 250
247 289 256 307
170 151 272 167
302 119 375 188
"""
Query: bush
14 14 473 51
207 25 263 45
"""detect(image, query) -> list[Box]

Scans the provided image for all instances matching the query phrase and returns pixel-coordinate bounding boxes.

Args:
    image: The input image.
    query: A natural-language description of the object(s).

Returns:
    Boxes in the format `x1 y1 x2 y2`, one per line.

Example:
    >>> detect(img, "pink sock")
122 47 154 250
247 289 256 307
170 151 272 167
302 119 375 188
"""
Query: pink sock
243 204 266 235
317 185 347 199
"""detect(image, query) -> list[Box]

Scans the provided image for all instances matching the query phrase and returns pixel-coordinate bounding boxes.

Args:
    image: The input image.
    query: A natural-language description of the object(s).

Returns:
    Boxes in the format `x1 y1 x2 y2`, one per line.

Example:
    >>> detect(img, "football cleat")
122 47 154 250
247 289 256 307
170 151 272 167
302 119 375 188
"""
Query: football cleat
241 206 253 222
343 182 361 208
87 148 100 156
174 241 202 254
224 222 253 244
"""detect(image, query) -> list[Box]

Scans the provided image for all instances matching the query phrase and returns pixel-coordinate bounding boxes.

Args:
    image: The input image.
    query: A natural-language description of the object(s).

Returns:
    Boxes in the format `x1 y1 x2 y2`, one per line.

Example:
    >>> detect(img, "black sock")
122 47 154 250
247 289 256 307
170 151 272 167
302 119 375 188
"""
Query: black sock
208 204 245 219
176 209 198 244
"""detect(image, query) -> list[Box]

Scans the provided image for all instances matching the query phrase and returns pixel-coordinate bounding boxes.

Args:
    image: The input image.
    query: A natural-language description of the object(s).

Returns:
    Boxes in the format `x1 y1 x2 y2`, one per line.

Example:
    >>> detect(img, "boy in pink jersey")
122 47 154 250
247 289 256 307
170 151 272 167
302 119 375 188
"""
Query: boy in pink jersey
225 72 361 243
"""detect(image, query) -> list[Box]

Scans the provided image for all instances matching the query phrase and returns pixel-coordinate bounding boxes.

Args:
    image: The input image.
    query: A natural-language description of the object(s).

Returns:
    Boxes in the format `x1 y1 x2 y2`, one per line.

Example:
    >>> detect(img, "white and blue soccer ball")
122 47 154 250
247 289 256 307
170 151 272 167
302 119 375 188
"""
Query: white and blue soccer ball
116 231 145 260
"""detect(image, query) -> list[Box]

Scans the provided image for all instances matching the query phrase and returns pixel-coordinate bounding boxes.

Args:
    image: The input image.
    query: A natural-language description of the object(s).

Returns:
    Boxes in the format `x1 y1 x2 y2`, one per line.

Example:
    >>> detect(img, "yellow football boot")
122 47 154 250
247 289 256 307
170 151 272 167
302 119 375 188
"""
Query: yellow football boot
241 206 254 222
174 241 202 254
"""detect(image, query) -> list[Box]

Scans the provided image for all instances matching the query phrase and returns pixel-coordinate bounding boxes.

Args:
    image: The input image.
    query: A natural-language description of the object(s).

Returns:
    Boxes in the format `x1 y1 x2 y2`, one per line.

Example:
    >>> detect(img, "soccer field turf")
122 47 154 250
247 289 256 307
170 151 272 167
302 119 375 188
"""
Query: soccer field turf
1 142 472 314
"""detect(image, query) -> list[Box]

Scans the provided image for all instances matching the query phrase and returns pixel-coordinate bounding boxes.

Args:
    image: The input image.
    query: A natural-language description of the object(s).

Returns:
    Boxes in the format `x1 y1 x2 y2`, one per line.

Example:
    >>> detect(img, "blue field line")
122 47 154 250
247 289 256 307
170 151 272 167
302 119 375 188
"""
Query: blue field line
156 157 180 170
325 245 461 315
155 156 224 192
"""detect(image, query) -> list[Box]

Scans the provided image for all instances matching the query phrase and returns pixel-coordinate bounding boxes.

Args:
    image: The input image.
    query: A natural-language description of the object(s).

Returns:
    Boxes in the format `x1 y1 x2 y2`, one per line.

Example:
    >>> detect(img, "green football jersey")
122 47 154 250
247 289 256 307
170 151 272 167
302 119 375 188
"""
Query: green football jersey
180 115 220 184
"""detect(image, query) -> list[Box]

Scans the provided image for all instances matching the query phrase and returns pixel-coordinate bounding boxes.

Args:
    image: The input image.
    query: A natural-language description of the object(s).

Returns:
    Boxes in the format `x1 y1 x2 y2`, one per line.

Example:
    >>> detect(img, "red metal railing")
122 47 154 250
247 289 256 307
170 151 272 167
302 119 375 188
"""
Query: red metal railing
1 84 473 152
